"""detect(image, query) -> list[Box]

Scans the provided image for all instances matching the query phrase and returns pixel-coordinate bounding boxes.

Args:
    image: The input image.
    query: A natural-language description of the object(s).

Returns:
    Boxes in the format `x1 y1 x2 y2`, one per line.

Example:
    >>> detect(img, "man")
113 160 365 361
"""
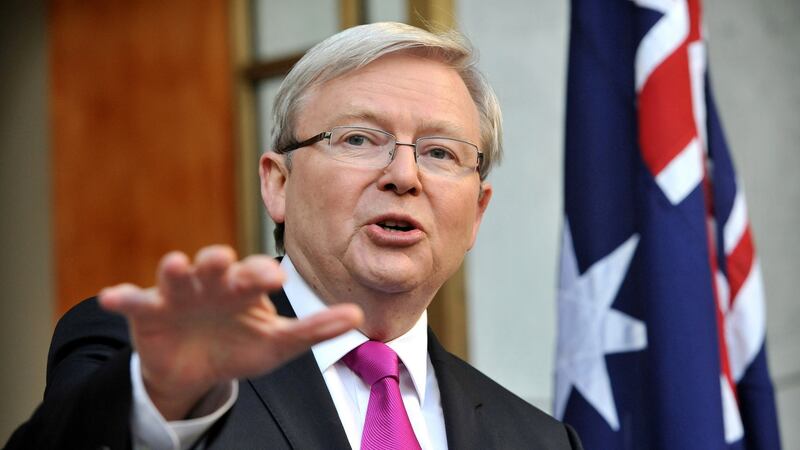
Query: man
7 22 582 449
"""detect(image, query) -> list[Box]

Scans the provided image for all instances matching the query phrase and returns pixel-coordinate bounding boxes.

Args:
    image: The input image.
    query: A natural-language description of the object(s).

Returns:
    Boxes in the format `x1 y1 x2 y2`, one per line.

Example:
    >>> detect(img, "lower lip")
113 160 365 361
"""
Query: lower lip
365 224 425 246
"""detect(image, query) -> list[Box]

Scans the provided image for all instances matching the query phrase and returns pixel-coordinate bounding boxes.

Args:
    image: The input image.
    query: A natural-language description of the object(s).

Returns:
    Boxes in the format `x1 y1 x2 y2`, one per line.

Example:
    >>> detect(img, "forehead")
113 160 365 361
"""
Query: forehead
295 52 481 142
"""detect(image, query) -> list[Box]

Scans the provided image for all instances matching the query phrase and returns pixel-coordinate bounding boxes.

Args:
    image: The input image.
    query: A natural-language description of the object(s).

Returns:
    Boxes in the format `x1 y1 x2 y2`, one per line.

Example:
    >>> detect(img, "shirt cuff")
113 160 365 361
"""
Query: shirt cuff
130 352 238 450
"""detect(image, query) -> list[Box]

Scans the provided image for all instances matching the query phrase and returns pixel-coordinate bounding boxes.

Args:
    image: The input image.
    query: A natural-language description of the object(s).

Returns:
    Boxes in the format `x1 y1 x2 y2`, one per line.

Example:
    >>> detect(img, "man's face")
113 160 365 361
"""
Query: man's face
262 52 492 306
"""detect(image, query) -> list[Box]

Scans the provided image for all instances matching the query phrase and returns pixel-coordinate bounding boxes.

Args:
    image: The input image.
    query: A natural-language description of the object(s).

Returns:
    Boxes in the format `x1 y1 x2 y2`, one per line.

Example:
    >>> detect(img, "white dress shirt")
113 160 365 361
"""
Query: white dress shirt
130 256 448 450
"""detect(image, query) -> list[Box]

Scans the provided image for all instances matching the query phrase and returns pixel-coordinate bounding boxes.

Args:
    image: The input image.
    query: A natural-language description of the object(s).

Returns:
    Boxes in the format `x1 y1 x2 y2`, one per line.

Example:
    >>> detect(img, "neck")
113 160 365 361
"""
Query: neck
287 252 436 342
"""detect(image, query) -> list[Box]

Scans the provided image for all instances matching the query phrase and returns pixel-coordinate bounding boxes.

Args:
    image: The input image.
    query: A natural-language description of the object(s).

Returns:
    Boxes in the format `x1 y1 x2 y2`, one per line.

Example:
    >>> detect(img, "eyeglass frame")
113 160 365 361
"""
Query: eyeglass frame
275 126 485 176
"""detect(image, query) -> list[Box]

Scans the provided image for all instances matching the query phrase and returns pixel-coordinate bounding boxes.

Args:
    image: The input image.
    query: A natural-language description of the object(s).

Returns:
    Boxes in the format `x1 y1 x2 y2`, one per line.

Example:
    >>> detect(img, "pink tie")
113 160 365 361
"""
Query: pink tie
342 341 422 450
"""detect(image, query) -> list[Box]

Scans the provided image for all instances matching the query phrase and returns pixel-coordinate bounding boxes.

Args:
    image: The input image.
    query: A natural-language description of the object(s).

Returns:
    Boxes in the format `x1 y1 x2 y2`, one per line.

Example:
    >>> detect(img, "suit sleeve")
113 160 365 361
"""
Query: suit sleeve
4 297 135 450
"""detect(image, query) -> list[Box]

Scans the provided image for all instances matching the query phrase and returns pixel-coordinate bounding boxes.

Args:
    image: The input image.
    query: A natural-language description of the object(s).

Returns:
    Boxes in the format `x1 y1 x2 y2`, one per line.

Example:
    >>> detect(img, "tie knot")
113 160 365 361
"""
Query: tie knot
342 341 399 386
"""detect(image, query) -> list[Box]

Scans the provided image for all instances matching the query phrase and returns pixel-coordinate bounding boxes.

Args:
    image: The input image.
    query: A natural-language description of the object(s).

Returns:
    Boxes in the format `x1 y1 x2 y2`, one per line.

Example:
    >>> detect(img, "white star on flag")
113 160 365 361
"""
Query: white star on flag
554 220 648 430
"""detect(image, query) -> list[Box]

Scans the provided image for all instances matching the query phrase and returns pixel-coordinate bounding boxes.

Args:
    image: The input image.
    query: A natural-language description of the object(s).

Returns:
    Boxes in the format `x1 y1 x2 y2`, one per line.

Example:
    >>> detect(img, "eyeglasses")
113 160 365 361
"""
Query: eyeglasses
277 126 483 177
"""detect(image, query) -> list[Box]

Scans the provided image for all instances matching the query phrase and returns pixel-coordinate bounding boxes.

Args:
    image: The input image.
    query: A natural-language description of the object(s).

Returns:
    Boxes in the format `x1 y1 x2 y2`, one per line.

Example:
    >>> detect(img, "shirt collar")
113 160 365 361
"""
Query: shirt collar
280 256 430 403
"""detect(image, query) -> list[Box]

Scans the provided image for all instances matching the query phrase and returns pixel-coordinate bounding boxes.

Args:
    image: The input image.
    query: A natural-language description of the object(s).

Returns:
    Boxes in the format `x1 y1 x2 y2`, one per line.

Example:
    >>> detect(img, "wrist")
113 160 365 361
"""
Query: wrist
141 369 219 421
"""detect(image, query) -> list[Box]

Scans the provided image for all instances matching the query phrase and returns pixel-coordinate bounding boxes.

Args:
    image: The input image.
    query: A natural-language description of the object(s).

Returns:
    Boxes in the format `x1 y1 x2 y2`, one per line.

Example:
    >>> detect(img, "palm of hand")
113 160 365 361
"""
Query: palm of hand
99 246 362 419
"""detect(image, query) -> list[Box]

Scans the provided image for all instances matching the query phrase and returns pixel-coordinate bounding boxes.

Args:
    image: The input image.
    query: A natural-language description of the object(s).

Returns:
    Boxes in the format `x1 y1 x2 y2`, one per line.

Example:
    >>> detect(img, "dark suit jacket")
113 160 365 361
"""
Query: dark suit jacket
6 292 582 450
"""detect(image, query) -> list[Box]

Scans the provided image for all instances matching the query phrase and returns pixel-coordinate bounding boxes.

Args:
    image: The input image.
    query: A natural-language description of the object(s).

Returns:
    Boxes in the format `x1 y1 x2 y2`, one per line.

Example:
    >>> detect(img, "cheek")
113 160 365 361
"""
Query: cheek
429 184 480 246
286 158 370 240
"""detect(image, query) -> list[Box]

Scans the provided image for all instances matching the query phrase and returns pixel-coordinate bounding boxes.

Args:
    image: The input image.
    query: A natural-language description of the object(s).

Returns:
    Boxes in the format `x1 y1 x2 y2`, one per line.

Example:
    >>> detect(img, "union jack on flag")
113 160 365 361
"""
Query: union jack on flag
554 0 782 448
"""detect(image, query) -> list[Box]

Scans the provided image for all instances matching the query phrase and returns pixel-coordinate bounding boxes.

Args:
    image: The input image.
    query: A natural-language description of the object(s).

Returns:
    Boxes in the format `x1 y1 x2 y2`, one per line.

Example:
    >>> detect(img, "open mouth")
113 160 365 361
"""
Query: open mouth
367 215 424 245
377 220 415 232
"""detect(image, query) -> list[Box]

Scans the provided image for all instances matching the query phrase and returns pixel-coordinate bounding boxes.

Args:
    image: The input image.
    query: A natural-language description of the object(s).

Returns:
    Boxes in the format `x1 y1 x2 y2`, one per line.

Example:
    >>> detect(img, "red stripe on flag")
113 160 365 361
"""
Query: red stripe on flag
638 48 697 176
727 226 755 308
704 177 739 404
687 0 702 43
637 0 703 180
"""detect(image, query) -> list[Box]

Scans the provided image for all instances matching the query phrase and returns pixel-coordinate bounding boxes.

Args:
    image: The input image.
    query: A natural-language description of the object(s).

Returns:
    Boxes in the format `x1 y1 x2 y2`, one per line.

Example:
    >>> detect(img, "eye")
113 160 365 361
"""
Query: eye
345 134 369 146
425 146 457 161
337 129 387 148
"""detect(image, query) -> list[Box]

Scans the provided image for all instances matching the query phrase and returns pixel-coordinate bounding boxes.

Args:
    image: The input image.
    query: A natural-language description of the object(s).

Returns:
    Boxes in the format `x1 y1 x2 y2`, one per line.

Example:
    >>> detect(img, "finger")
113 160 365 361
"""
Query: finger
157 251 195 300
274 303 364 350
228 256 286 297
99 284 160 317
194 245 236 290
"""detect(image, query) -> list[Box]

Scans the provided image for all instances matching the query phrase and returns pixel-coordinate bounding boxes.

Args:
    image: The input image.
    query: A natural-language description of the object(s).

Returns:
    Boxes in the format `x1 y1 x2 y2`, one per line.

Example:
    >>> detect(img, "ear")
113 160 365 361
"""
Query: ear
260 152 289 224
467 181 493 250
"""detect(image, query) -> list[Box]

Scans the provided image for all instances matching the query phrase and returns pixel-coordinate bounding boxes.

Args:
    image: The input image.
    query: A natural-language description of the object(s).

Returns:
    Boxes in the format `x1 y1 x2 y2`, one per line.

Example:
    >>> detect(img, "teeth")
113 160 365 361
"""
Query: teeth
383 220 408 228
378 219 412 231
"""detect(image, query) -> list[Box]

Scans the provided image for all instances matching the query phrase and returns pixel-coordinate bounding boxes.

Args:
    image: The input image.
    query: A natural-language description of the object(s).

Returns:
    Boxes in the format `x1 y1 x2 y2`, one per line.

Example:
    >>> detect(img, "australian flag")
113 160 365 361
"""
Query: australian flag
554 0 782 449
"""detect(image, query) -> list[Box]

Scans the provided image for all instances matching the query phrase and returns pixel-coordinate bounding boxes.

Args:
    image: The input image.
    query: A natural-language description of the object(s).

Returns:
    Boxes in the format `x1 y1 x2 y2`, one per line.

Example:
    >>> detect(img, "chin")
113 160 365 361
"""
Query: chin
348 253 429 295
356 267 424 294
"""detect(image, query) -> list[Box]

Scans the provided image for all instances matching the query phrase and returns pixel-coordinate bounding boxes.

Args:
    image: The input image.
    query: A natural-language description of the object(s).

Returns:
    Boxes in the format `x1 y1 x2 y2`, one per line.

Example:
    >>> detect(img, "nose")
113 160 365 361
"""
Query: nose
377 143 422 195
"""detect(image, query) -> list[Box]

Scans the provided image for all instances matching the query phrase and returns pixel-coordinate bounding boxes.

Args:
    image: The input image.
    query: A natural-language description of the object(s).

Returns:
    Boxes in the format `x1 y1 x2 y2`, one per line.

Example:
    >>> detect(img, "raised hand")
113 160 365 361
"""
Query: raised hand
99 245 363 420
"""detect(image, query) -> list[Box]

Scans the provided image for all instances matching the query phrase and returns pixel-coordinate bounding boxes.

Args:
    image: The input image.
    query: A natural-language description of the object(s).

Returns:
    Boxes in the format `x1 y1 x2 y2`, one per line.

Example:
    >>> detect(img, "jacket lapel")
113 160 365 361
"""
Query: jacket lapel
428 329 484 450
238 290 482 449
246 290 351 449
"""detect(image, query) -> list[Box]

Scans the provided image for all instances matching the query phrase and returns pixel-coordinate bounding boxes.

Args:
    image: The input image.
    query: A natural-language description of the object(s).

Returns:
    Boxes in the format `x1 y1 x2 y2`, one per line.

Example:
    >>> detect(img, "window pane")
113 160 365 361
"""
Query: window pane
253 0 339 59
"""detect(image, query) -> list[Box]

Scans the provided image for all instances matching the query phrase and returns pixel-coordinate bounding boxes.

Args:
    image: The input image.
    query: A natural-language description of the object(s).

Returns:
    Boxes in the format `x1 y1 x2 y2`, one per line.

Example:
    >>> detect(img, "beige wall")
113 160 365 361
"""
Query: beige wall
0 0 53 443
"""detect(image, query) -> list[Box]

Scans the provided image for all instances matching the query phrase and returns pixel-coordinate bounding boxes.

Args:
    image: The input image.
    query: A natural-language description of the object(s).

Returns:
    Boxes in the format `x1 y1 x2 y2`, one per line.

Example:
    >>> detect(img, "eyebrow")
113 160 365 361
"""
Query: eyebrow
326 110 471 140
326 110 383 128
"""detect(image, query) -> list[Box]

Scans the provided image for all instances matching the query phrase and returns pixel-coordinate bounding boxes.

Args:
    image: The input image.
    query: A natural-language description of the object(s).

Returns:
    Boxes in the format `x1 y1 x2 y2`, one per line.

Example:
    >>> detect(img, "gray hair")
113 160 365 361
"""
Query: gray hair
269 22 503 252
